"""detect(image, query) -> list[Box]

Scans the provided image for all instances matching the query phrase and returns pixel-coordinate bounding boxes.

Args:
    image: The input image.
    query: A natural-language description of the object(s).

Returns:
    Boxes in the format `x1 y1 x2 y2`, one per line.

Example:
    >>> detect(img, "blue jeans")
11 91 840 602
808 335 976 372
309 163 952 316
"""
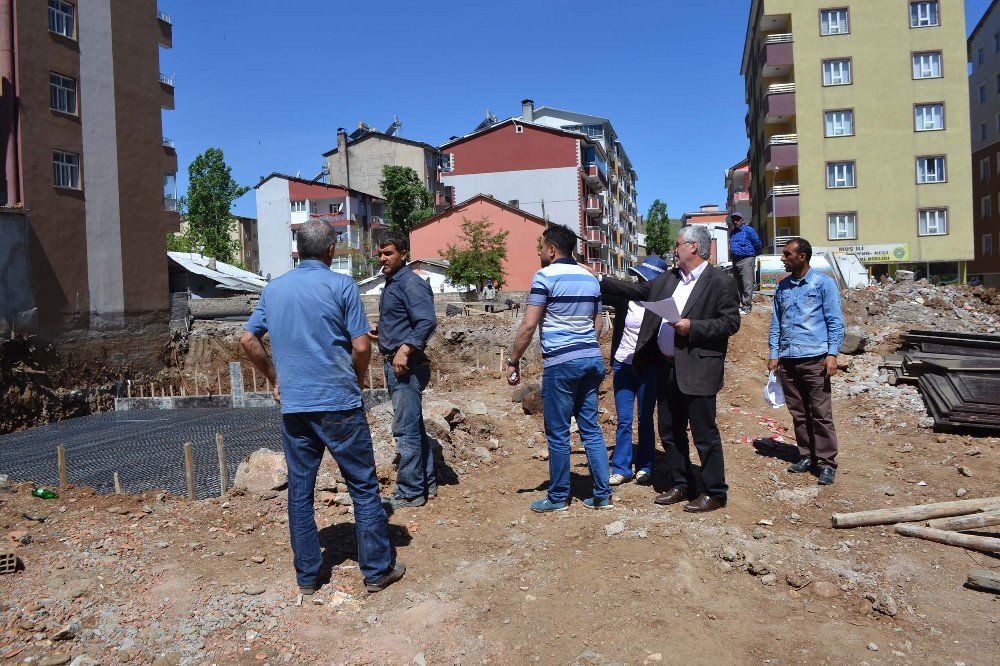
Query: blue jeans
611 360 657 478
384 360 435 500
541 356 611 503
281 409 392 587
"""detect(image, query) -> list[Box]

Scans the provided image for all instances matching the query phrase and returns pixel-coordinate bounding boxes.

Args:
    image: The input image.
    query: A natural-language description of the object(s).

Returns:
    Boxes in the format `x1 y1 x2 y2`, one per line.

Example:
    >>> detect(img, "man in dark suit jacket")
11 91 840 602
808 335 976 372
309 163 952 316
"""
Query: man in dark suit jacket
598 225 740 512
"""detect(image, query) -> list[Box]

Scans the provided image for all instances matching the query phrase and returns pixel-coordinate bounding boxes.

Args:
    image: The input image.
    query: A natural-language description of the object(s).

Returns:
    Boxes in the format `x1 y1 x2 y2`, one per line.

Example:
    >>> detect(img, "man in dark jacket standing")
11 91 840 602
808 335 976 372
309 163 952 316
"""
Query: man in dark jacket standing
598 225 740 512
728 213 762 315
370 231 438 510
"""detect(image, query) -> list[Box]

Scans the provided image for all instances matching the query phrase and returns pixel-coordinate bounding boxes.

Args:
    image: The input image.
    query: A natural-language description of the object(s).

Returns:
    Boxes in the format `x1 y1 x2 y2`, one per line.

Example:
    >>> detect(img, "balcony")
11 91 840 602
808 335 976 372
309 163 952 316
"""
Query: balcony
162 137 175 150
764 133 798 168
764 83 795 124
766 185 800 217
159 73 175 110
585 196 604 217
760 34 792 76
156 9 172 48
586 259 607 274
584 226 606 247
584 163 607 190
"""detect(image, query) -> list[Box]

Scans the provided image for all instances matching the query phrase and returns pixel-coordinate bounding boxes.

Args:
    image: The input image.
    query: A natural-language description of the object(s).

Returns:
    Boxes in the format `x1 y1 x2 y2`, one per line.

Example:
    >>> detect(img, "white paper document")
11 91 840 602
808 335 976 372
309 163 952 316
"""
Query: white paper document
639 297 682 324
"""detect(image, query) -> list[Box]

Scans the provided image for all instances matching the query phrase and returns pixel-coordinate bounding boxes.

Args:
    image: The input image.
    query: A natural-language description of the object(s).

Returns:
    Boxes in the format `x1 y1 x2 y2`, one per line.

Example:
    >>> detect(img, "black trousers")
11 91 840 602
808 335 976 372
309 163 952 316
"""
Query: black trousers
656 360 728 498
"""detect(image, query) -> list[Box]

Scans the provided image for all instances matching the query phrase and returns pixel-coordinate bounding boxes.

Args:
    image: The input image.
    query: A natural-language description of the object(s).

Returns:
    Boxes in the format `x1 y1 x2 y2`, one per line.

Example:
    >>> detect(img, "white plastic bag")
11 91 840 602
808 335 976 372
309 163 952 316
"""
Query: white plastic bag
763 371 785 409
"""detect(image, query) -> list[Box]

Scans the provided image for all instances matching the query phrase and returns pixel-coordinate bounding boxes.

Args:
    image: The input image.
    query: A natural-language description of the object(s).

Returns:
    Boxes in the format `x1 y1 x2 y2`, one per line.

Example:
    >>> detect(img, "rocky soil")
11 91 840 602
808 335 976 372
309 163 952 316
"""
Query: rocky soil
1 285 999 665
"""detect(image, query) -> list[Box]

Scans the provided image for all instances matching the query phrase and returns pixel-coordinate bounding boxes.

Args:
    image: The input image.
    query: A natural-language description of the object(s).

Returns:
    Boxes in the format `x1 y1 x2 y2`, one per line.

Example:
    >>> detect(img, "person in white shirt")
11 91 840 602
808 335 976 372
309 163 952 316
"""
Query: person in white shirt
604 256 669 486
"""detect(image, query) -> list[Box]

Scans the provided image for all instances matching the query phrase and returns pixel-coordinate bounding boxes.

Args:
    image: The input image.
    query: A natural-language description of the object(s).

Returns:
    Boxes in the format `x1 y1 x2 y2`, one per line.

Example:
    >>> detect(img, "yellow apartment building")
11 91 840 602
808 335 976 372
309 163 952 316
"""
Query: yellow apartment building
742 0 974 282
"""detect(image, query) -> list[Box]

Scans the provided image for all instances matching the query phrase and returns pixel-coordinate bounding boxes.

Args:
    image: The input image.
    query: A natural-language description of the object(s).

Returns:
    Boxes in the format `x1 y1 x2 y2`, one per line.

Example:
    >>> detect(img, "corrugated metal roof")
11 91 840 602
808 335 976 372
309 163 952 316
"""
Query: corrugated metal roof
168 252 267 293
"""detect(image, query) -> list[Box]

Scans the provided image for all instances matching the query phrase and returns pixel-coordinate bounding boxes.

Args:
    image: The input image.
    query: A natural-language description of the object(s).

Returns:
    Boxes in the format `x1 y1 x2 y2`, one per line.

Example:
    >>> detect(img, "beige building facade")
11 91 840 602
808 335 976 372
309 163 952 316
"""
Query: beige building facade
742 0 974 282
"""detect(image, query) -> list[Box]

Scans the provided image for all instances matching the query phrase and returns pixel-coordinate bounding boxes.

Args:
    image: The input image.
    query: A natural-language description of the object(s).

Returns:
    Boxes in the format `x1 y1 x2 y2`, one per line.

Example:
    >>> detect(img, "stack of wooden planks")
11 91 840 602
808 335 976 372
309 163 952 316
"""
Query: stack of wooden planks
880 330 1000 433
832 497 1000 594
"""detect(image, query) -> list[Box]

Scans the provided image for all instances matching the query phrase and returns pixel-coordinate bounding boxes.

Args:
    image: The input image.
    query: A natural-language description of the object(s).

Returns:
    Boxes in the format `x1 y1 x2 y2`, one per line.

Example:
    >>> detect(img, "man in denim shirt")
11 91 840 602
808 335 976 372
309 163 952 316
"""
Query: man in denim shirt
729 213 762 315
768 238 844 485
241 221 404 594
370 230 438 510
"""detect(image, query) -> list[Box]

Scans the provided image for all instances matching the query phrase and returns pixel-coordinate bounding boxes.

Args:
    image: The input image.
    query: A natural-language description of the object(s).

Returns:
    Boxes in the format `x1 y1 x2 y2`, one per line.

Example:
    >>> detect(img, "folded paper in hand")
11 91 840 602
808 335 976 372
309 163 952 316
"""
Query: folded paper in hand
764 371 785 409
639 298 681 324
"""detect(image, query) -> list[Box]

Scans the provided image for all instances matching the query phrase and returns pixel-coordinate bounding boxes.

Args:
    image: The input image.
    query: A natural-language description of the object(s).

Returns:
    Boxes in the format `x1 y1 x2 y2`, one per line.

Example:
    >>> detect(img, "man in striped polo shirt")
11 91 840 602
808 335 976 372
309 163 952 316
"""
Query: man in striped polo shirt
507 225 612 512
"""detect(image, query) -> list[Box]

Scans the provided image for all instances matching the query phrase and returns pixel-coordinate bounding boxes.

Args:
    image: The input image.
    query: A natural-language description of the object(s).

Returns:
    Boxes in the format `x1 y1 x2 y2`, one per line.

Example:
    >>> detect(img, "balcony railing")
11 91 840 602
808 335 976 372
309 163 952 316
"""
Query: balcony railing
766 83 795 95
159 73 174 87
585 196 604 217
764 33 792 44
584 227 606 246
157 9 172 24
768 133 797 145
164 196 177 212
768 185 800 196
162 137 175 149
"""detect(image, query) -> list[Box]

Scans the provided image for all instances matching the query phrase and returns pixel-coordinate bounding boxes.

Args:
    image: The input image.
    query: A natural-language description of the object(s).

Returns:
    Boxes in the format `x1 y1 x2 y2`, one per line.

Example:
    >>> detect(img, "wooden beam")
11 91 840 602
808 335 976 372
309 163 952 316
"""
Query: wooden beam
925 509 1000 531
831 497 1000 528
895 524 1000 554
966 568 1000 594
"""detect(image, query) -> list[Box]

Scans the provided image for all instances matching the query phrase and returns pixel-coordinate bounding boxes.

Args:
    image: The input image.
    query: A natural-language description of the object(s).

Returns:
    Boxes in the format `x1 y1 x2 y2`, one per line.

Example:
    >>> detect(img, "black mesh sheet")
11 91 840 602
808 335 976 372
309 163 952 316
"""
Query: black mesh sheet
0 408 283 499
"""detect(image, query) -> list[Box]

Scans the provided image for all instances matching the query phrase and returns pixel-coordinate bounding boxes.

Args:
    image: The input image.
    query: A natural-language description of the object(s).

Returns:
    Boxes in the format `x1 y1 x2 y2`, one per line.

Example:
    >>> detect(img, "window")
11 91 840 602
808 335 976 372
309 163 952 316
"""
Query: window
826 161 856 188
984 234 995 256
49 73 76 114
912 52 942 79
309 201 317 214
980 48 986 66
910 1 939 27
163 171 177 210
827 212 857 240
996 33 1000 54
914 103 944 131
47 0 74 38
917 156 946 183
292 257 300 268
820 8 849 35
822 58 852 85
996 73 1000 94
824 109 854 136
981 84 988 104
290 200 306 212
331 257 351 271
508 199 519 208
983 196 992 218
982 158 992 181
291 229 298 243
983 122 989 142
53 151 79 189
918 209 948 235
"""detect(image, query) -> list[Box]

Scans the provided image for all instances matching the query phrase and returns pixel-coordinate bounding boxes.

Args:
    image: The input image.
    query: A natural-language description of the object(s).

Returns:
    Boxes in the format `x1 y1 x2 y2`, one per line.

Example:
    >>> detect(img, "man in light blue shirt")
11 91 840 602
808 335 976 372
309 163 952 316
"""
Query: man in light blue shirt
768 238 844 485
240 220 404 595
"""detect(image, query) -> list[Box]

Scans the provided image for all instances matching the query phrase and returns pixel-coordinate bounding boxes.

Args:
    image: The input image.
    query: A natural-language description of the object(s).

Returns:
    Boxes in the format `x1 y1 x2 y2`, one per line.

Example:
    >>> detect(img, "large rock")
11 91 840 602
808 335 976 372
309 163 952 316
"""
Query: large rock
521 387 543 415
233 448 287 492
315 459 343 491
424 415 452 444
840 326 868 355
511 383 541 403
465 401 489 416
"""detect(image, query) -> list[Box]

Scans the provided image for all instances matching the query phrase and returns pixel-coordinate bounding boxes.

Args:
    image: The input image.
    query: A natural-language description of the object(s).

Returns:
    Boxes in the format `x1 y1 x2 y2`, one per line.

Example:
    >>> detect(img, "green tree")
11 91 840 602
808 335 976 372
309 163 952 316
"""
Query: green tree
644 198 675 257
379 165 434 235
440 217 509 290
185 148 249 263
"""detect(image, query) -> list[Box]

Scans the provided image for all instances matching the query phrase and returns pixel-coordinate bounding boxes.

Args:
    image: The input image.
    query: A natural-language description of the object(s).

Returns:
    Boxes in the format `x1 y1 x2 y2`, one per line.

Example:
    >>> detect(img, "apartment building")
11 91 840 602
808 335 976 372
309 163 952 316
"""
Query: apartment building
439 100 638 276
742 0 973 282
439 117 618 274
725 158 752 223
969 0 1000 286
520 100 639 276
175 214 259 274
254 173 384 280
0 0 179 328
323 124 450 207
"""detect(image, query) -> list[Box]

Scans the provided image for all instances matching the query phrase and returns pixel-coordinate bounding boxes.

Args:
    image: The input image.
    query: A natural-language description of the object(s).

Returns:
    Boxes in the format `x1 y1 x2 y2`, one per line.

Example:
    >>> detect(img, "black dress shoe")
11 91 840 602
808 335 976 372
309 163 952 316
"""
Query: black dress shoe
787 458 813 474
817 467 836 485
683 493 727 513
653 487 688 506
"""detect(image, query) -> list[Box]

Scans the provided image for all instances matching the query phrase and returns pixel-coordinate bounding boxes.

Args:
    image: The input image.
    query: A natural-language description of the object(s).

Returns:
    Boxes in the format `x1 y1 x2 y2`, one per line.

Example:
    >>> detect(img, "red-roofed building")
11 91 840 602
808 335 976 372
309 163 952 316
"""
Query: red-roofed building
254 173 384 280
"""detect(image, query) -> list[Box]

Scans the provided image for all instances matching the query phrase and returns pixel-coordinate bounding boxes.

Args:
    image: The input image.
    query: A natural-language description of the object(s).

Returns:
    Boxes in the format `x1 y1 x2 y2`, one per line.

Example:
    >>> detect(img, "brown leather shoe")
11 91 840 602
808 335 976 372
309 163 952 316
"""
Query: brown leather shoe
683 493 727 513
653 487 688 506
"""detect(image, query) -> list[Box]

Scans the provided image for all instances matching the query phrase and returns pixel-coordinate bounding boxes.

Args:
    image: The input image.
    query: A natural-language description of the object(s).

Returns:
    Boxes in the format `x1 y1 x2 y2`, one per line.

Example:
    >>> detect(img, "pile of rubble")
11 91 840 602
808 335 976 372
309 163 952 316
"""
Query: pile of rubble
842 278 1000 335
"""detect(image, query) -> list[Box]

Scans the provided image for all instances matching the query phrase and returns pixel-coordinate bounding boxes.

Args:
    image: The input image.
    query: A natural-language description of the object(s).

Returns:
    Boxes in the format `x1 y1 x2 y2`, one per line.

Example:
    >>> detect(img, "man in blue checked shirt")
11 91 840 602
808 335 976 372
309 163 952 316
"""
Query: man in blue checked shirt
768 237 844 486
506 224 612 513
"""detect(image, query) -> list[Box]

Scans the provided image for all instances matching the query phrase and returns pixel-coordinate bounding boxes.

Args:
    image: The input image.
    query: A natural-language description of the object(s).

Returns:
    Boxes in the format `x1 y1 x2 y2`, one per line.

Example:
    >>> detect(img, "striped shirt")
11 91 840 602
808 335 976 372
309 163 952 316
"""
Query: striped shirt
527 258 603 368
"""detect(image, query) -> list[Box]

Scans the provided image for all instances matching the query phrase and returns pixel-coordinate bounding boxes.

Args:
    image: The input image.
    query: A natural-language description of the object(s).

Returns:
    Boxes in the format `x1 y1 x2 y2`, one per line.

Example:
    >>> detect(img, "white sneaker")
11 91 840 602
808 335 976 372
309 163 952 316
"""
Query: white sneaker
608 473 630 486
634 470 652 485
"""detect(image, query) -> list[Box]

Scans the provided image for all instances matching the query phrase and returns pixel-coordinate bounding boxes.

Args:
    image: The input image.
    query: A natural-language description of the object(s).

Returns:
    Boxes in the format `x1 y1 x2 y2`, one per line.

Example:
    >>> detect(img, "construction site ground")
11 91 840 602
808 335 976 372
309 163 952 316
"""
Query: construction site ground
2 281 999 665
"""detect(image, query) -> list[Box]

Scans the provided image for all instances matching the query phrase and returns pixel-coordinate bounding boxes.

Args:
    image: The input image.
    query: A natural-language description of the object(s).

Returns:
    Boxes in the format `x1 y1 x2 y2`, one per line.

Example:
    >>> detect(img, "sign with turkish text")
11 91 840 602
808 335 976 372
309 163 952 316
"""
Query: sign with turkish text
814 243 909 264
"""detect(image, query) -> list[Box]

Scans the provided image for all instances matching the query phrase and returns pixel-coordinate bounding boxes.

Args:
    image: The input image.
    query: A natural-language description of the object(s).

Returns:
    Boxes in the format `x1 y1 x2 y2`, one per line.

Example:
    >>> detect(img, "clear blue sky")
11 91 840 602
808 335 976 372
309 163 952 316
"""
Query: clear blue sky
160 0 993 220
